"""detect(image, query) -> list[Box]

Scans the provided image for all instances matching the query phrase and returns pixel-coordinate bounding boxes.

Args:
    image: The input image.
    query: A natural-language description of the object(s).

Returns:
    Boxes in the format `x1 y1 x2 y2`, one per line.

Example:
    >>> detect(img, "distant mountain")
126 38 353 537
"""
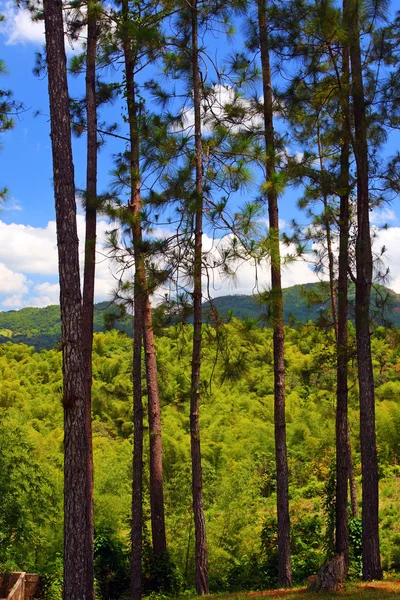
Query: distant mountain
0 282 398 350
0 301 131 351
204 282 400 328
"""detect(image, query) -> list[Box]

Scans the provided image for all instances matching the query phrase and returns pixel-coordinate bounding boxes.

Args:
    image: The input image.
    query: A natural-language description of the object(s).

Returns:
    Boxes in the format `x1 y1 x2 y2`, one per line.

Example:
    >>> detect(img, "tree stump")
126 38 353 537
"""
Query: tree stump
308 554 347 592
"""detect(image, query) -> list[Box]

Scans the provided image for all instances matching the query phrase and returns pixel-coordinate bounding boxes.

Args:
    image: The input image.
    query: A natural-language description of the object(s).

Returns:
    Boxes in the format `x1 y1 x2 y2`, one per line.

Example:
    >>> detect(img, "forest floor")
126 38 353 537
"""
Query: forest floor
209 581 400 600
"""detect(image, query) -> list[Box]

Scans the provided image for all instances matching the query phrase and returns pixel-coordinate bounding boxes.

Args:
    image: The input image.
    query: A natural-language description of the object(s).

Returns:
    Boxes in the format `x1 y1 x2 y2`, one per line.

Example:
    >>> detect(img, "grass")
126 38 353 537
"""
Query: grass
201 581 400 600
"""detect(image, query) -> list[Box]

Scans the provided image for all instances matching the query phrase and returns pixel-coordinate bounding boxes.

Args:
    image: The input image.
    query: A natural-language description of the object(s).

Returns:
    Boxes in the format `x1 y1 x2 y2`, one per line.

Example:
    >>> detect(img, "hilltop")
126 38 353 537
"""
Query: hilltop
0 281 398 350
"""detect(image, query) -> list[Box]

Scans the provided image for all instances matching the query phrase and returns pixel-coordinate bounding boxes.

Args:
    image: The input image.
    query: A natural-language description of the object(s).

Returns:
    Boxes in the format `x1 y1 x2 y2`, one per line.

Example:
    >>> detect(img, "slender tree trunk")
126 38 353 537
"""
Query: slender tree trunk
335 40 350 564
346 0 382 580
257 0 292 587
316 128 338 337
144 295 167 554
325 212 338 334
348 435 358 517
43 1 94 599
122 6 167 594
131 298 144 600
190 0 208 594
81 3 97 589
122 7 144 598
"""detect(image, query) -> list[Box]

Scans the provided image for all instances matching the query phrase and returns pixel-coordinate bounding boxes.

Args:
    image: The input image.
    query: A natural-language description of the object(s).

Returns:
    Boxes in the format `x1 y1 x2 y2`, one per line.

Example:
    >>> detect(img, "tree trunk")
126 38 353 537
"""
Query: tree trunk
122 6 144 598
257 0 292 587
144 295 167 554
316 127 338 338
335 39 350 563
348 432 358 517
346 0 382 580
82 2 97 589
43 1 94 598
190 0 209 594
131 295 144 600
122 5 167 594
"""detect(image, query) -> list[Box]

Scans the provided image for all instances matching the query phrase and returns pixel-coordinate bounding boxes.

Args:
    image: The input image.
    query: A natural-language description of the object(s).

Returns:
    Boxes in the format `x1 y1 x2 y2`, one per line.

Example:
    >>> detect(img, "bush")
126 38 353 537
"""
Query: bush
142 546 182 595
94 529 130 600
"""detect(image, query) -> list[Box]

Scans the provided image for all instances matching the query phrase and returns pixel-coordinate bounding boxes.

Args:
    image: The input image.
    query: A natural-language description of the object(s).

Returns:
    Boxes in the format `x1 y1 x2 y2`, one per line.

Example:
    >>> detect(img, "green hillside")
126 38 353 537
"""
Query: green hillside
0 282 398 350
204 283 400 327
1 323 400 590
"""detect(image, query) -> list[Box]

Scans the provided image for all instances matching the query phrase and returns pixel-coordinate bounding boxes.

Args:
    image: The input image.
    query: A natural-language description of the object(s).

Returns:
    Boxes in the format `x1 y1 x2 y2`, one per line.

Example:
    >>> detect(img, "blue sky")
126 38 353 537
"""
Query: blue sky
0 1 399 311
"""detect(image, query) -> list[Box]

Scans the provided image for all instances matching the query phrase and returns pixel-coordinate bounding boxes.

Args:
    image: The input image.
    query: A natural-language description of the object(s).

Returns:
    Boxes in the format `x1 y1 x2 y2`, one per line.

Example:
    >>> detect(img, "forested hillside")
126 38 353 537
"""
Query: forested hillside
1 322 400 597
0 283 399 350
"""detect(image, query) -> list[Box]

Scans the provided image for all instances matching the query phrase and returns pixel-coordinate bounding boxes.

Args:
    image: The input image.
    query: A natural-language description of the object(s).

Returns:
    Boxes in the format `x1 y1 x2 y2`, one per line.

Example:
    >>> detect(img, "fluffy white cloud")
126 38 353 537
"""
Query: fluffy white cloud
0 2 45 45
0 216 116 309
176 84 263 136
0 262 29 295
0 1 85 51
0 217 399 311
0 220 58 275
199 235 319 297
30 282 59 307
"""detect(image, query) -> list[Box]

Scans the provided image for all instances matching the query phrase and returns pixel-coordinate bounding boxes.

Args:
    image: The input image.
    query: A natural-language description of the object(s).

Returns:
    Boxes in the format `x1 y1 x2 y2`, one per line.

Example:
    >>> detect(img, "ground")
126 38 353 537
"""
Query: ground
204 581 400 600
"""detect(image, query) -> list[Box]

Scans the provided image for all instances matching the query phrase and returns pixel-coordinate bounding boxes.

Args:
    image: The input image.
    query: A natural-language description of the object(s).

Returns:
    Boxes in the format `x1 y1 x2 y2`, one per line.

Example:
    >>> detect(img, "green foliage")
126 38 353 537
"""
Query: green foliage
142 548 183 595
348 517 363 579
261 511 324 586
0 414 58 571
35 555 63 600
94 529 130 600
0 284 399 351
0 321 399 589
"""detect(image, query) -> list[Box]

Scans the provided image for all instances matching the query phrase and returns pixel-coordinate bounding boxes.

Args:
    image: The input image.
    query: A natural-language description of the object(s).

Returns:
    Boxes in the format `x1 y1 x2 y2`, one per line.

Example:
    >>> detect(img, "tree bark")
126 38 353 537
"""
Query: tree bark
144 295 167 555
43 1 94 598
190 0 209 594
122 6 144 598
316 124 338 337
335 39 350 564
131 296 144 600
81 3 97 591
257 0 292 587
346 0 382 580
122 6 167 597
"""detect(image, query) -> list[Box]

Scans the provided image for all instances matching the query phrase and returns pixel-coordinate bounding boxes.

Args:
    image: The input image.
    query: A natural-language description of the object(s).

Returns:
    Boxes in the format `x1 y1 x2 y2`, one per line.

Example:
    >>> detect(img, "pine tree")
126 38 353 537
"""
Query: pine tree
256 0 292 587
189 0 209 593
118 2 168 595
42 0 94 598
345 0 382 580
81 3 98 588
335 5 351 561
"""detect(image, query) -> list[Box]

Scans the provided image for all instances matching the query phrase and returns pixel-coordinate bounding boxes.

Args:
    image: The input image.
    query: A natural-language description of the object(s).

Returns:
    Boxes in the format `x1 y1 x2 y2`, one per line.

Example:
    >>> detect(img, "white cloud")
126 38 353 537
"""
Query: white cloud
0 262 29 295
175 85 263 136
2 294 26 308
0 1 85 52
0 220 58 275
0 216 399 311
1 2 45 45
30 282 59 307
199 236 319 297
372 226 400 293
370 207 397 226
0 216 117 309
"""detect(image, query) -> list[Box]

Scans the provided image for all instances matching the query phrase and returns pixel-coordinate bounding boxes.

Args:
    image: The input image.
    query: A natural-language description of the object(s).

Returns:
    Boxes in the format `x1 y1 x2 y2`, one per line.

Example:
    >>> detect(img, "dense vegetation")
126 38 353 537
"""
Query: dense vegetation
1 320 400 597
2 0 400 595
0 283 399 350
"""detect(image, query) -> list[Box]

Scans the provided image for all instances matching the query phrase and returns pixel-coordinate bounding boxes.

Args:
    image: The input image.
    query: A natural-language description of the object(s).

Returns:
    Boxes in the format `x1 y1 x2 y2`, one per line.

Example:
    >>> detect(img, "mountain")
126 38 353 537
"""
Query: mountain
204 282 400 327
0 282 399 350
0 301 132 351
